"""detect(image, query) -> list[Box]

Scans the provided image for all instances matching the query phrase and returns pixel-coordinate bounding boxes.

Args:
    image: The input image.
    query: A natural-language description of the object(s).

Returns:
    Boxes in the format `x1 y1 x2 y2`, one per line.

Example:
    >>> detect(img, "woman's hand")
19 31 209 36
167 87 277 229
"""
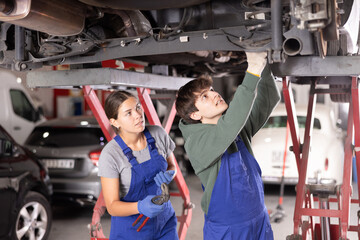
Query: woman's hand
138 195 166 218
154 170 175 186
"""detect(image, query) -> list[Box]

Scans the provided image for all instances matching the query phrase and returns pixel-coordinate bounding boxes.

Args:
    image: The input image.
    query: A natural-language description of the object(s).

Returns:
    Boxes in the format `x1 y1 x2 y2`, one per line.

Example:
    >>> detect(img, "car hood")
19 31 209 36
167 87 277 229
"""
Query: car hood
252 127 338 181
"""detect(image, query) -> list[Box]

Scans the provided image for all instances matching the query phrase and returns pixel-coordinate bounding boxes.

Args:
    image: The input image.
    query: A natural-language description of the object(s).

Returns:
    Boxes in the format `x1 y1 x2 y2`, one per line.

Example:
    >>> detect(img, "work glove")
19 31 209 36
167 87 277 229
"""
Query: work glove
138 195 166 218
154 170 175 187
245 51 268 77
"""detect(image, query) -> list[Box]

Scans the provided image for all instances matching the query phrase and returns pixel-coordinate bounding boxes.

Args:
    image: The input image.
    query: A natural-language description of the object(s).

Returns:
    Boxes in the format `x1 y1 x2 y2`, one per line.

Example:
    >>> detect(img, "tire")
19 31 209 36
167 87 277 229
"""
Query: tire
13 191 52 240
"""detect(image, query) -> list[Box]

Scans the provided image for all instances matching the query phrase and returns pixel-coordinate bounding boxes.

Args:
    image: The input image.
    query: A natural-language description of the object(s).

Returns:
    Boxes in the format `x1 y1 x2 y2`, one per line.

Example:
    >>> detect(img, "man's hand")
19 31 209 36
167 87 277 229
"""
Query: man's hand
245 52 268 77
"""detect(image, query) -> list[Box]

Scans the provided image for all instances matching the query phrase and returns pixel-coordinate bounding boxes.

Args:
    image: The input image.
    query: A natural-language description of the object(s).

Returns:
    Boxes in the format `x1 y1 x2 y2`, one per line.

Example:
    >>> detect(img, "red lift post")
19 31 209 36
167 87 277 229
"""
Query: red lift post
283 77 360 239
83 84 193 240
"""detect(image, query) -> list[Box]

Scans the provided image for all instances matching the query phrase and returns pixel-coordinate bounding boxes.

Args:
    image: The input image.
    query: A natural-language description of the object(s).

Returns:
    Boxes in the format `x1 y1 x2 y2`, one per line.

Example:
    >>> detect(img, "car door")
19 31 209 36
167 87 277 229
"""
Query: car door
9 89 42 145
0 128 17 239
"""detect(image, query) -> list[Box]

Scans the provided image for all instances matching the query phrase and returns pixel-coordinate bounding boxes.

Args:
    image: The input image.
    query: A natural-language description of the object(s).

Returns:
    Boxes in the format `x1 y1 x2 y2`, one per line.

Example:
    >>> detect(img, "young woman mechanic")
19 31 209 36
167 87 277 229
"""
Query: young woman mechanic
98 90 178 240
175 52 280 239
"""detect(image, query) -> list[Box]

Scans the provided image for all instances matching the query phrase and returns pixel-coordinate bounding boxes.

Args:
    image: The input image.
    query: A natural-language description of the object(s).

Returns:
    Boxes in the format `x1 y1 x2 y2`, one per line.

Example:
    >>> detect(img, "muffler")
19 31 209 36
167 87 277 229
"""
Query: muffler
0 0 86 36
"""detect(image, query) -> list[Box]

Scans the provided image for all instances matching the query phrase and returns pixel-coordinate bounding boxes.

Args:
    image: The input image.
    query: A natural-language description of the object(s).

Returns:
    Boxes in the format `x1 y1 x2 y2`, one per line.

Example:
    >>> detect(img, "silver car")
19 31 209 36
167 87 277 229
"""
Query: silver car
24 116 107 206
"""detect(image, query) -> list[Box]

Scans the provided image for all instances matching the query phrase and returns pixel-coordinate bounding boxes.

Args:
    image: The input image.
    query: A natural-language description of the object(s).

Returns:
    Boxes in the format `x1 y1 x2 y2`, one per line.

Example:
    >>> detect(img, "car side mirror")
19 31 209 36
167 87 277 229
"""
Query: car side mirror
0 138 13 157
335 119 347 131
32 107 44 122
37 106 44 117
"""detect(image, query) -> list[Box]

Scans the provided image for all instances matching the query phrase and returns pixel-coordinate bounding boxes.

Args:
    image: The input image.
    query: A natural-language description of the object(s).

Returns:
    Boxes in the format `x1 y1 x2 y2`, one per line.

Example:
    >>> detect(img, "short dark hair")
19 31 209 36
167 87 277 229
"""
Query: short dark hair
176 76 213 124
105 90 135 120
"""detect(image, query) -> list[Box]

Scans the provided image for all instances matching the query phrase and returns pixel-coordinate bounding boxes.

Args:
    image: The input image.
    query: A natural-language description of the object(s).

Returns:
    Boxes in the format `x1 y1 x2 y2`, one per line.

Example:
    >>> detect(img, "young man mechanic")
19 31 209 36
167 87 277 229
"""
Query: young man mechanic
175 52 280 239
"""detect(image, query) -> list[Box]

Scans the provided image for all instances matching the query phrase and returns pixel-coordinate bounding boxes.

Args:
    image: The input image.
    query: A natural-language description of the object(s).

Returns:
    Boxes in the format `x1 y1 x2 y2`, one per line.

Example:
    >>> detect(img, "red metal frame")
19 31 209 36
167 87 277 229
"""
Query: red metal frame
282 77 360 239
351 77 360 237
282 78 301 171
83 86 192 240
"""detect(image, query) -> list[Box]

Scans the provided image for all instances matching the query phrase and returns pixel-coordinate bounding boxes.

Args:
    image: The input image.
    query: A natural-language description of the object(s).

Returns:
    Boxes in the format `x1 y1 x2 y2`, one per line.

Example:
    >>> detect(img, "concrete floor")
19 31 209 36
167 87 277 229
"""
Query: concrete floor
49 173 359 239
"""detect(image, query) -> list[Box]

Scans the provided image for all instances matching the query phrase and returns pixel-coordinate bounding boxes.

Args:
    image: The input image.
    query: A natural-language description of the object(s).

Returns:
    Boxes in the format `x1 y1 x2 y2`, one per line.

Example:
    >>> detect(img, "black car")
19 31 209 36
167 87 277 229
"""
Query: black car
0 125 52 240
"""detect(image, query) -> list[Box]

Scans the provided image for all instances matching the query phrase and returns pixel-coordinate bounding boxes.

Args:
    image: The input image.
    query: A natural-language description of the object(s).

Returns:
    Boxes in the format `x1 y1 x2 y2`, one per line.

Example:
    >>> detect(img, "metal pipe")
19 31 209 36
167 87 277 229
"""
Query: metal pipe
271 0 282 51
15 26 25 61
103 9 137 37
283 38 302 56
271 0 282 62
319 197 331 240
0 0 86 36
0 0 14 14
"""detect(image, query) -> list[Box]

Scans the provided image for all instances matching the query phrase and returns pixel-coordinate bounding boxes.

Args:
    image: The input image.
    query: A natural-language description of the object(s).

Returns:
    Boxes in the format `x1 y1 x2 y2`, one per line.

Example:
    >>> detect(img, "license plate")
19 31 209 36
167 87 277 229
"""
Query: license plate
42 159 75 169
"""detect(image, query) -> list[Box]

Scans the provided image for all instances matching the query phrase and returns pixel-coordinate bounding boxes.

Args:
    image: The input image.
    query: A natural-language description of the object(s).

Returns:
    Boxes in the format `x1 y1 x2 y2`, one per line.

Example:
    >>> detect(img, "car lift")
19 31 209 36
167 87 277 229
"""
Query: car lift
27 68 194 240
271 56 360 239
28 56 360 239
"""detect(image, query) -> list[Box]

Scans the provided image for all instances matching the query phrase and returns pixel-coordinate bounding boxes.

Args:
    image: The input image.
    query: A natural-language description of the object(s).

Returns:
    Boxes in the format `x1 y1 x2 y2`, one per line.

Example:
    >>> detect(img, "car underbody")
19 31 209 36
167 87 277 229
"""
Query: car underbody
0 0 358 80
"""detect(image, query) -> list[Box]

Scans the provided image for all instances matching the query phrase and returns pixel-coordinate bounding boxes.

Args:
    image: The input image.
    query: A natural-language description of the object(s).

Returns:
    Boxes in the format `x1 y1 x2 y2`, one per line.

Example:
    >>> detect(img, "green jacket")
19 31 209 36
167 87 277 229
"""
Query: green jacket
179 65 280 214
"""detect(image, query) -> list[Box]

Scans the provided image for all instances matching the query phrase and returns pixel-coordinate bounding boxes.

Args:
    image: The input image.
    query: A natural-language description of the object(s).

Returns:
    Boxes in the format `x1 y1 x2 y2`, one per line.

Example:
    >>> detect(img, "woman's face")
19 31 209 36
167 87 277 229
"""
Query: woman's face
111 97 145 134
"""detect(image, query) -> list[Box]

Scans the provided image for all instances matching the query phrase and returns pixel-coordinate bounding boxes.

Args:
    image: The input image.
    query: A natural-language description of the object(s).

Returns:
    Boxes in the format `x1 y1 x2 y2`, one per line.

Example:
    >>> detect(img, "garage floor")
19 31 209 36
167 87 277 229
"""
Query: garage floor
49 173 359 239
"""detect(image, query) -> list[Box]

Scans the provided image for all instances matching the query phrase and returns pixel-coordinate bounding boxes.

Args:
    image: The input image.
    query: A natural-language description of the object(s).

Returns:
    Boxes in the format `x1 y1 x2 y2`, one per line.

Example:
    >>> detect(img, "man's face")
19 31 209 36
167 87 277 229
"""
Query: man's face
191 86 228 124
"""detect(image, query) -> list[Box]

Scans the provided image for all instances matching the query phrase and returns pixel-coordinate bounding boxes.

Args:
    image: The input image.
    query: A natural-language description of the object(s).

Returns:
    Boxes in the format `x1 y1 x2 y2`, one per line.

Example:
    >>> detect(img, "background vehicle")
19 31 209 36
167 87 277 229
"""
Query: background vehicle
0 0 358 76
0 70 45 144
252 104 344 185
0 125 52 240
24 114 193 201
24 116 107 206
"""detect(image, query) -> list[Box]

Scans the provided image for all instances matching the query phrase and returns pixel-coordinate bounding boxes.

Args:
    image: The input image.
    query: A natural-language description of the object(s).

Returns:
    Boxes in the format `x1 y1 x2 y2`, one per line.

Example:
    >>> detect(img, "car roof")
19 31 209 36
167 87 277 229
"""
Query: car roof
271 104 333 117
37 116 100 128
0 71 25 89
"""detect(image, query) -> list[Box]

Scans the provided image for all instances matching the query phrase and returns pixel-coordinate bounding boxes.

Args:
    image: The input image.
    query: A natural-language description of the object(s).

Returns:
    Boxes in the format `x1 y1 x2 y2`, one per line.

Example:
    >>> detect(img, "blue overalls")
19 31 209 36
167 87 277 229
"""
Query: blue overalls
204 137 273 239
109 128 178 240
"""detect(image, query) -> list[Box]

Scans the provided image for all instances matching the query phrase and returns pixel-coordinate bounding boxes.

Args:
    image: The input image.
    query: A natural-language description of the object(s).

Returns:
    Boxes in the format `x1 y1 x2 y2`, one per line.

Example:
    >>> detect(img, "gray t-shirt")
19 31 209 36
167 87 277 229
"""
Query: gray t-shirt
98 125 175 198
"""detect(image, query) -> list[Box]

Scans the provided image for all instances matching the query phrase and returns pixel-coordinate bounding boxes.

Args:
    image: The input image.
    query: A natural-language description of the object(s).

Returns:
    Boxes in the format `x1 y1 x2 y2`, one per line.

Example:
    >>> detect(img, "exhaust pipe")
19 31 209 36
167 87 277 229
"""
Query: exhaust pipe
76 197 97 206
0 0 14 15
0 0 86 36
282 37 302 56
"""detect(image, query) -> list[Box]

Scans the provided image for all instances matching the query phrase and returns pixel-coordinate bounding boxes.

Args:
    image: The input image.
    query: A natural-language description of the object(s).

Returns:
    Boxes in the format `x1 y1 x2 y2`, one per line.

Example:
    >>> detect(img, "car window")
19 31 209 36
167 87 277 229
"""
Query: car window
25 127 107 147
0 129 10 141
10 89 36 122
263 116 321 129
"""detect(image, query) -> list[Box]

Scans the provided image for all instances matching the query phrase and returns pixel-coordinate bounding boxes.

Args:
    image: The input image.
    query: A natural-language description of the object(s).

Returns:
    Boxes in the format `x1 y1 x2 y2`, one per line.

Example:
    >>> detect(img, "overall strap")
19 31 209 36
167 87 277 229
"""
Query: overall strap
114 135 138 166
227 136 241 154
143 128 157 151
235 135 242 143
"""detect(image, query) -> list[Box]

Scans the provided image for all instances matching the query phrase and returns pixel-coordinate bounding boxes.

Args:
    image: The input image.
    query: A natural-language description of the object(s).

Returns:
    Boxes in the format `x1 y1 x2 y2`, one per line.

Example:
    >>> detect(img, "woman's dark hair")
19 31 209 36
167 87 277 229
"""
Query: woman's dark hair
105 90 135 120
175 76 213 124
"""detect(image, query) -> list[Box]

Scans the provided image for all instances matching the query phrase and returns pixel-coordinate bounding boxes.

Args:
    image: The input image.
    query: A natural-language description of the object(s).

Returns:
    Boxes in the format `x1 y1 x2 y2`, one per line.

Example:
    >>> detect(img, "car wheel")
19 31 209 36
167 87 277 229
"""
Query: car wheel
14 191 52 240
